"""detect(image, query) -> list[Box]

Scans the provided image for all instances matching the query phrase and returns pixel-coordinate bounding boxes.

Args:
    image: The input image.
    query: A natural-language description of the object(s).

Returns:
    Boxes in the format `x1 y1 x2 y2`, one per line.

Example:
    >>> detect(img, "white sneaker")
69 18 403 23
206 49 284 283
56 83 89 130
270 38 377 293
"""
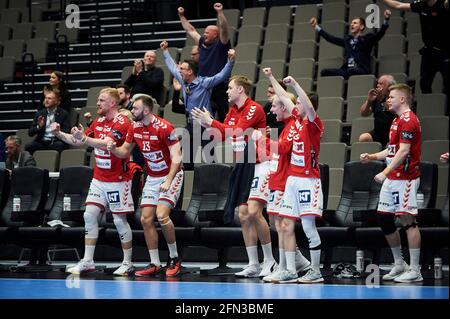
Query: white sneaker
298 268 324 283
295 256 312 273
276 270 298 284
113 261 135 276
259 259 277 277
262 269 283 282
66 260 95 275
394 267 423 283
235 264 262 278
382 260 408 281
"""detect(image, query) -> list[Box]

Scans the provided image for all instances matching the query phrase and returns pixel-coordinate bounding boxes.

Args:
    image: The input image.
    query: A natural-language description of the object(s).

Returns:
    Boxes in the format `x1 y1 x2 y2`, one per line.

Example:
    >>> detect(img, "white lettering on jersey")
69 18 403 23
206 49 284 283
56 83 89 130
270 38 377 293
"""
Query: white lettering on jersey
134 133 143 139
95 148 110 157
150 136 158 141
231 136 246 152
95 157 112 169
148 160 168 172
143 150 164 162
291 154 305 167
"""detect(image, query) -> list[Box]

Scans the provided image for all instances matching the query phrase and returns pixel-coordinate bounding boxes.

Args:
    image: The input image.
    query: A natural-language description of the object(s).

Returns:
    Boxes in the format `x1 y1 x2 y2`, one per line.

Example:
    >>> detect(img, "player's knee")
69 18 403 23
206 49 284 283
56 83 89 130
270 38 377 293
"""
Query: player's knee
113 214 132 242
280 218 293 233
83 207 100 238
157 215 172 227
377 213 397 236
399 215 418 231
301 217 321 248
140 213 155 228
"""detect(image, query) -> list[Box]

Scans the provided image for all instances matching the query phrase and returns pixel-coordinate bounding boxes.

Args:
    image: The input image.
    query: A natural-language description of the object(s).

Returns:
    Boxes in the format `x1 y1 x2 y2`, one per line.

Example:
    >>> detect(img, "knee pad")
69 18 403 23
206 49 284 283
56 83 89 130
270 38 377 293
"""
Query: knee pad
83 205 101 239
377 213 397 236
157 216 172 227
112 214 132 243
301 217 321 248
402 222 418 231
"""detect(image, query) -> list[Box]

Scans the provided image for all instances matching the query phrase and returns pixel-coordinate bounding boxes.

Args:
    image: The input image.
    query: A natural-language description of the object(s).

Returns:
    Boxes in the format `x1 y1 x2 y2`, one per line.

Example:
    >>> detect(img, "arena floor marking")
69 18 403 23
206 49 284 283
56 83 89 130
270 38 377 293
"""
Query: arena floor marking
0 278 447 299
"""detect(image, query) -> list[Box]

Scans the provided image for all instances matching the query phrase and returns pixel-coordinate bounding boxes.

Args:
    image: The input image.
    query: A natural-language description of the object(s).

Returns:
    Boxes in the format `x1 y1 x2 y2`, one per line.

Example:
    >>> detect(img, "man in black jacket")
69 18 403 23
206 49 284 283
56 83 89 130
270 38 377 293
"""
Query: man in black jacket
311 10 391 79
5 135 36 172
124 50 164 104
25 90 70 154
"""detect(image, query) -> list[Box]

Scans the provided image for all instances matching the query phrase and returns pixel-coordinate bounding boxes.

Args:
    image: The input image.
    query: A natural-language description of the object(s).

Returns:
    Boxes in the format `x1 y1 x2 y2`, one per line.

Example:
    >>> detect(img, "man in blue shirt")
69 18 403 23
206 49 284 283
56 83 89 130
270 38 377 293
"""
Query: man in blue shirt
160 40 235 168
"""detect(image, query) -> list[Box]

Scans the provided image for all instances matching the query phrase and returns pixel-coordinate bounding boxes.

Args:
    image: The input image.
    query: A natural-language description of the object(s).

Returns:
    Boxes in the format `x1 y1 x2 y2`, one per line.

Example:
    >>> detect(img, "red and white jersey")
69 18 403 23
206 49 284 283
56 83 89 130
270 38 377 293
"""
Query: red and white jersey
211 97 267 163
288 109 323 178
126 115 179 177
386 110 421 180
85 113 131 182
267 116 297 191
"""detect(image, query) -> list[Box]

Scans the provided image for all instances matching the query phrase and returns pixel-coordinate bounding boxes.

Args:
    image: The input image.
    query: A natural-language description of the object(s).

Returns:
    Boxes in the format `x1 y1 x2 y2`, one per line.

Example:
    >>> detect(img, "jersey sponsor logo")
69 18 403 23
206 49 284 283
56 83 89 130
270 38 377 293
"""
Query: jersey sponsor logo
293 141 304 153
297 190 311 206
133 133 143 139
150 135 158 141
95 148 110 157
251 177 259 189
392 191 400 205
143 150 164 161
231 137 246 152
391 124 398 131
95 157 112 169
291 154 305 167
107 191 120 204
133 121 144 128
148 160 168 172
401 130 413 140
111 129 123 140
95 126 103 131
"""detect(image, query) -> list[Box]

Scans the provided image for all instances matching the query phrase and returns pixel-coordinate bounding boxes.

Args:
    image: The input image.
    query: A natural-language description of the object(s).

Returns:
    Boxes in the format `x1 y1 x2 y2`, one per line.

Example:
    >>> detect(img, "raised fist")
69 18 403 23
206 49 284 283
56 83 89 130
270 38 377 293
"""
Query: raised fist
310 17 318 28
160 41 169 50
177 7 185 16
214 3 223 12
262 67 272 77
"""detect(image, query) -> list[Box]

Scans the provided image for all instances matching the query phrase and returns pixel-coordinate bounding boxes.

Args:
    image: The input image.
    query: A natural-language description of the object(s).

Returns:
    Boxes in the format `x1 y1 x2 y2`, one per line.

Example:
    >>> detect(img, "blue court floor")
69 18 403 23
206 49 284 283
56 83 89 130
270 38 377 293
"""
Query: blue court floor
0 277 448 299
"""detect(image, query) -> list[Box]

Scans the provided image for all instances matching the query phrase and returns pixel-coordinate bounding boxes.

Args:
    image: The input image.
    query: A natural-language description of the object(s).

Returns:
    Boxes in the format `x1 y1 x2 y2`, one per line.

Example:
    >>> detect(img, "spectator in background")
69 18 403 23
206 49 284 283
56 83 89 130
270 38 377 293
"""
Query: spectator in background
26 90 70 154
382 0 449 96
40 71 72 113
178 2 231 122
440 152 449 163
190 45 200 62
359 74 397 147
310 10 391 79
264 81 287 136
5 135 36 172
117 84 133 111
0 133 5 168
124 50 164 104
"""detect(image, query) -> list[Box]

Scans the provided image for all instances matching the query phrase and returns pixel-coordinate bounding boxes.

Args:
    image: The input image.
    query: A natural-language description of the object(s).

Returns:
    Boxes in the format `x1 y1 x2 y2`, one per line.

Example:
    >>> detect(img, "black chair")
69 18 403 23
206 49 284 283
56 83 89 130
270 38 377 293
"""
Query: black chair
0 168 11 244
1 167 50 268
354 161 440 266
319 161 385 265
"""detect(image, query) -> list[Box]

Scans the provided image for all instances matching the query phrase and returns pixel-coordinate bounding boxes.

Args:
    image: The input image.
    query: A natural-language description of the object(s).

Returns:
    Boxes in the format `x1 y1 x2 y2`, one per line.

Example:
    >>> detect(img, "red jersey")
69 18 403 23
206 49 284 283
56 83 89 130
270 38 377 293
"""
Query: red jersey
288 109 323 178
125 115 179 177
386 110 421 180
85 113 131 182
211 97 266 163
267 116 297 191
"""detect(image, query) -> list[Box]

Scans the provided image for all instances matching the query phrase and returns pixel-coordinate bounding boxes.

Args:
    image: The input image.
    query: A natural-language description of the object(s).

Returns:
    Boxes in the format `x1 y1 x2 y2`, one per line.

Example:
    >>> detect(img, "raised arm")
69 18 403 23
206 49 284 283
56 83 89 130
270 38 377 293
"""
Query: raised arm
178 7 201 44
202 49 235 88
107 140 135 159
284 76 316 122
160 41 183 85
382 0 411 11
261 67 296 114
51 123 84 147
214 3 230 44
310 17 345 47
360 89 378 117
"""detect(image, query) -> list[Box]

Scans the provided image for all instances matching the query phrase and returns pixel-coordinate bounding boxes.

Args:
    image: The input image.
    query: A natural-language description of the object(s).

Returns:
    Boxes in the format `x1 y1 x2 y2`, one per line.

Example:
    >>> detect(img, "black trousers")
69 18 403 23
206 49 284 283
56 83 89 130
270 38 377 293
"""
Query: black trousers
182 121 215 170
419 47 449 96
210 82 229 122
25 139 69 154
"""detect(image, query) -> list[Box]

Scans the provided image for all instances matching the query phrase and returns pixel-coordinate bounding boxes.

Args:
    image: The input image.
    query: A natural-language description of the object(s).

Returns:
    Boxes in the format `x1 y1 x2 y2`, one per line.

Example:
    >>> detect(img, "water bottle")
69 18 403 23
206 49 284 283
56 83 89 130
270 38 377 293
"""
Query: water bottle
356 250 365 273
63 195 71 211
434 257 443 280
13 197 21 212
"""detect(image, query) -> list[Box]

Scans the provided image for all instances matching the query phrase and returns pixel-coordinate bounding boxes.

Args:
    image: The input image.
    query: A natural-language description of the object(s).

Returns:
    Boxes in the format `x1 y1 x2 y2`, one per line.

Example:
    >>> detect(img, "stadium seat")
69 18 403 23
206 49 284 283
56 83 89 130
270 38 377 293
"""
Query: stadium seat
321 2 347 22
321 20 347 38
85 86 108 107
0 56 15 82
328 168 343 210
347 74 376 98
261 42 288 61
317 57 344 73
349 142 382 161
234 43 259 63
289 58 315 79
350 117 374 144
33 150 59 172
378 35 406 57
241 7 266 27
0 23 11 41
56 19 79 43
267 6 292 26
292 23 316 42
11 22 33 40
294 4 318 24
25 38 48 63
317 76 345 98
237 25 263 45
290 40 316 60
415 94 447 118
2 39 25 62
318 41 344 60
405 14 421 36
223 9 240 29
421 116 449 141
317 97 344 120
320 142 347 168
385 16 404 35
231 61 257 82
346 96 367 123
407 33 423 57
421 140 449 165
259 60 285 79
377 54 407 75
321 120 342 143
0 168 10 214
0 8 21 24
264 24 290 43
34 21 56 43
59 149 87 169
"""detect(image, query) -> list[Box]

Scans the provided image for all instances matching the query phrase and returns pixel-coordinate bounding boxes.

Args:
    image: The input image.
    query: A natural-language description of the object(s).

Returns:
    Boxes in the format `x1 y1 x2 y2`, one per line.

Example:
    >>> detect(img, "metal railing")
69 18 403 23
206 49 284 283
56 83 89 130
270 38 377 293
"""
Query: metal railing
21 52 36 111
88 15 102 71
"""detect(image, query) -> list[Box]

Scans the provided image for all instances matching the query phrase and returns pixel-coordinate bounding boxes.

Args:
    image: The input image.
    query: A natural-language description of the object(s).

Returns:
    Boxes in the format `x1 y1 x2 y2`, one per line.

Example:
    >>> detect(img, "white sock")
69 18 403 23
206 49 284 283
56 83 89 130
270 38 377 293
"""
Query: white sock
310 249 321 271
123 248 132 263
262 243 274 261
391 246 403 264
246 246 259 265
278 248 286 271
83 245 95 262
409 248 421 269
286 251 296 273
149 249 161 266
167 242 178 258
296 248 309 265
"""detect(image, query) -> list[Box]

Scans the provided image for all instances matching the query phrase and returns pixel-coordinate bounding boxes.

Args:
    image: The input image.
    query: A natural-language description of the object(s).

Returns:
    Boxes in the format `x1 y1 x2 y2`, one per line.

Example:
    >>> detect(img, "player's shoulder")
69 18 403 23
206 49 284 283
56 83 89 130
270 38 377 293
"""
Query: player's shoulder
113 113 130 126
399 110 419 124
153 115 174 131
243 99 264 119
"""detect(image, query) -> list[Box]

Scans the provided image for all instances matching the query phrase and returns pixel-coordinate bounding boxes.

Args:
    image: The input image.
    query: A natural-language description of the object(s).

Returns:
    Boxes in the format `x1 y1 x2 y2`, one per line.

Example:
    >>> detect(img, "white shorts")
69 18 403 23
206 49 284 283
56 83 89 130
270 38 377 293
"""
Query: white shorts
140 170 184 209
377 178 420 216
86 178 134 214
267 190 284 216
248 161 271 204
279 176 323 219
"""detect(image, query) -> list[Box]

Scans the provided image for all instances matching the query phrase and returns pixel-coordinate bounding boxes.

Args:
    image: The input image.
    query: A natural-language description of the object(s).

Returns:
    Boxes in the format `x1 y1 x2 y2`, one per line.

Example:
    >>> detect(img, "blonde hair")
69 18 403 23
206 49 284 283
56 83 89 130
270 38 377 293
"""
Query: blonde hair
100 88 120 105
389 83 412 105
230 75 253 96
